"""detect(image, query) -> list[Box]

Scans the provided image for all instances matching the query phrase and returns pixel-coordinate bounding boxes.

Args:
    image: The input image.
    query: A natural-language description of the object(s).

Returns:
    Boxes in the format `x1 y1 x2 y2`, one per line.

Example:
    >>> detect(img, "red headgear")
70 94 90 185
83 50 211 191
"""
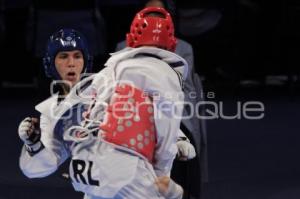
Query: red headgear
126 7 177 52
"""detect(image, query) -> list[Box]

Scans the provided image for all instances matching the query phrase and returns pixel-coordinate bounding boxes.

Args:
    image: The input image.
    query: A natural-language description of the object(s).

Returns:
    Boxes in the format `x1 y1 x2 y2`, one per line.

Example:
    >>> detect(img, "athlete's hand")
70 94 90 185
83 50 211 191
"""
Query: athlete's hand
176 138 196 161
18 117 41 146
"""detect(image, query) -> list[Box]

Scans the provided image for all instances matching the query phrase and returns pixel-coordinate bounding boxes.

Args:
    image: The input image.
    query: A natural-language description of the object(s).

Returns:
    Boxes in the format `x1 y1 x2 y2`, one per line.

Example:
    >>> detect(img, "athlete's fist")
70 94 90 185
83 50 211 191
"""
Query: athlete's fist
18 117 40 146
176 138 196 161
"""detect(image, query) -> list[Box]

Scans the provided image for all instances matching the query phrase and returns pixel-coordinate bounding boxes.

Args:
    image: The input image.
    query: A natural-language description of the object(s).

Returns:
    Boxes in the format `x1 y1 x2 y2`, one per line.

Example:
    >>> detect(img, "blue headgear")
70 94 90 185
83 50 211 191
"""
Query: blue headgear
43 28 93 79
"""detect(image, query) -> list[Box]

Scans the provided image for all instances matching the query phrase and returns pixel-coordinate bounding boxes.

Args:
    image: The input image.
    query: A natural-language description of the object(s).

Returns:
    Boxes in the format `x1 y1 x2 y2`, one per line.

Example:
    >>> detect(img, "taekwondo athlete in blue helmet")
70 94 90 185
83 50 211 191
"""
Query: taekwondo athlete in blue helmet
18 28 93 178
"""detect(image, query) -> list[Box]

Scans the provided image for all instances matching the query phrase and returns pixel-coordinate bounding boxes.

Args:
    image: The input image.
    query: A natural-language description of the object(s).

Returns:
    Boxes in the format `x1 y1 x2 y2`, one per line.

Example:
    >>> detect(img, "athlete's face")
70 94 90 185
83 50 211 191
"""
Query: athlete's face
55 50 84 87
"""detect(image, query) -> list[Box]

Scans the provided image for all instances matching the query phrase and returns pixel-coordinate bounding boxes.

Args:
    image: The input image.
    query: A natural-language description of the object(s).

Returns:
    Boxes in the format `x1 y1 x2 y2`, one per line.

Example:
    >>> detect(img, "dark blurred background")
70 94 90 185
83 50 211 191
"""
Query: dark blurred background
0 0 300 198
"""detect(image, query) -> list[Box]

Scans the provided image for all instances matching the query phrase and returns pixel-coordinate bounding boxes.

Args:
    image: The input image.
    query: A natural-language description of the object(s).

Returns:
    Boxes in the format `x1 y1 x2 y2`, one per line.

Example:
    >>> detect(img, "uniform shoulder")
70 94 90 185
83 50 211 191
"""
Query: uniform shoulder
117 55 172 74
35 95 58 115
177 39 193 50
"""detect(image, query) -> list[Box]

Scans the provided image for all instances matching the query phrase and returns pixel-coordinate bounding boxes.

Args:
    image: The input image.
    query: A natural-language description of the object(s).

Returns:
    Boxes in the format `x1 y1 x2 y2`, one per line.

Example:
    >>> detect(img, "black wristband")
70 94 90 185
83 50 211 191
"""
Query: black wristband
25 141 45 156
177 136 188 141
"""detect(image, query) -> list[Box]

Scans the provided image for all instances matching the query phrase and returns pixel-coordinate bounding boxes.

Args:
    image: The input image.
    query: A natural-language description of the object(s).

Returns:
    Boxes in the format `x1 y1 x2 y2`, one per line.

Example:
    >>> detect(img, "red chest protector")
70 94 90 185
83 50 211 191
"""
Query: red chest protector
100 84 157 163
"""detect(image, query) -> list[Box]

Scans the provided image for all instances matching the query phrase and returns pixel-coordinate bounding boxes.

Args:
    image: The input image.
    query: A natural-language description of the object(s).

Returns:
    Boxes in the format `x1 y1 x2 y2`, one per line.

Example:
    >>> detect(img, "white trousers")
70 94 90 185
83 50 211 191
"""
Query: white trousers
83 160 164 199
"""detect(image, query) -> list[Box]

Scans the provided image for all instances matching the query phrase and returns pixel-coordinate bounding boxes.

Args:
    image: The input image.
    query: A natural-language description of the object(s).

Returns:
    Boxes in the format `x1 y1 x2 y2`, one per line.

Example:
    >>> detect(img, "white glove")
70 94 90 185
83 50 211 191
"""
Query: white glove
176 138 196 161
18 117 42 153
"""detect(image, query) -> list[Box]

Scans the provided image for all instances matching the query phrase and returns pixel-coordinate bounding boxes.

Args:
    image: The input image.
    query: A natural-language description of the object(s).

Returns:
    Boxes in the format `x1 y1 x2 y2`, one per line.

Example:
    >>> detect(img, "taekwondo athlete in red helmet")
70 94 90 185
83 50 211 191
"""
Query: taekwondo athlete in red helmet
67 7 188 199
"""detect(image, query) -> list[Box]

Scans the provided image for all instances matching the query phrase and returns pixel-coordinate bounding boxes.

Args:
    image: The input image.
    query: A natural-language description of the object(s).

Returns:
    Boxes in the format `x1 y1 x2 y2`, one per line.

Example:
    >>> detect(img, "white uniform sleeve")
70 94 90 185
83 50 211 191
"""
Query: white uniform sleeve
115 57 184 177
19 114 69 178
